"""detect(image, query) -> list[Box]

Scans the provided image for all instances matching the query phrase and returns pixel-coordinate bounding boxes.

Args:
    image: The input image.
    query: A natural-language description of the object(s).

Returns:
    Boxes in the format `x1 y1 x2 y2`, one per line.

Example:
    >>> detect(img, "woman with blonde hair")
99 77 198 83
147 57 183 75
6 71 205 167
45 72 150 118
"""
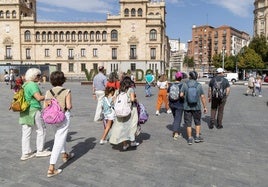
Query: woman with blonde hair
19 68 51 161
155 74 171 115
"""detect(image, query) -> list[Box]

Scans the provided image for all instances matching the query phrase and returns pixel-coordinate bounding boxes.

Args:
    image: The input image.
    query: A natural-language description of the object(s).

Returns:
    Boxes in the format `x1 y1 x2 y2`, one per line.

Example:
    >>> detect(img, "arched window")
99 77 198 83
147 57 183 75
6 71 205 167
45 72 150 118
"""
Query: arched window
24 30 31 41
47 31 52 41
78 31 83 41
59 31 64 41
138 8 142 17
84 31 88 41
102 31 107 41
148 12 154 15
71 31 76 41
12 10 16 18
111 30 118 41
96 31 101 41
6 10 10 18
156 12 160 15
36 32 40 41
66 31 70 41
131 8 136 17
42 31 46 41
0 11 4 18
124 8 129 17
54 31 58 41
90 31 94 41
149 29 157 40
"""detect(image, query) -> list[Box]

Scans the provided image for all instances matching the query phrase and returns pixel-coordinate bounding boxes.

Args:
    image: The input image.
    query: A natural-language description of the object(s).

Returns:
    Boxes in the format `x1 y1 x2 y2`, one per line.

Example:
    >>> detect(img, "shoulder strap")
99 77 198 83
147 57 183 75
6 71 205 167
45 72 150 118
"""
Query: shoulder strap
50 88 66 98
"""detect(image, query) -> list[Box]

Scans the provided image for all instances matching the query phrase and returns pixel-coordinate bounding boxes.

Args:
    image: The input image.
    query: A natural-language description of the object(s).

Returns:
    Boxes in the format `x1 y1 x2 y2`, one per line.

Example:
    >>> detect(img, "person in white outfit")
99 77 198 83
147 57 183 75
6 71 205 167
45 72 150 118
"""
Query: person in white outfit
92 66 107 122
19 68 51 161
44 71 73 177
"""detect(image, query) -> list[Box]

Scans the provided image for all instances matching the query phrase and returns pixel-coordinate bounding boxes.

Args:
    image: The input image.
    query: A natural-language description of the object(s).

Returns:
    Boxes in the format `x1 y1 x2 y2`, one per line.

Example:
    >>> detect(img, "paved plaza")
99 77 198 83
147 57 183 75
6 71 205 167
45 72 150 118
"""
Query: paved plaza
0 80 267 187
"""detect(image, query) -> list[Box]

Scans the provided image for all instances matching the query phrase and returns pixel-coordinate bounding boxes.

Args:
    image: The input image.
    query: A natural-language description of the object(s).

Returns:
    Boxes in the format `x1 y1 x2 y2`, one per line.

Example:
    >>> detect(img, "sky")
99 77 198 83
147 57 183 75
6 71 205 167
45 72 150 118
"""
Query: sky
37 0 254 43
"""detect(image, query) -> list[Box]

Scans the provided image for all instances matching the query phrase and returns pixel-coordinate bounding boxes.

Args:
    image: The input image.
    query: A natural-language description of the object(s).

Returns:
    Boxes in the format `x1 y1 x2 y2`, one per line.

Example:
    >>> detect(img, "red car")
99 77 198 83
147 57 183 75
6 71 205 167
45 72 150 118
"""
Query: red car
264 76 268 83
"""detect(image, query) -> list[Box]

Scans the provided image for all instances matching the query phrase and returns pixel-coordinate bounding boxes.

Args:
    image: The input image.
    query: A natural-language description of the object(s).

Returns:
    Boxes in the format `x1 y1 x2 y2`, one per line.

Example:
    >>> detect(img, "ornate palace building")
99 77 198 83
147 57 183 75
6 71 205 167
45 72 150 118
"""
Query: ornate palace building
254 0 268 37
0 0 169 79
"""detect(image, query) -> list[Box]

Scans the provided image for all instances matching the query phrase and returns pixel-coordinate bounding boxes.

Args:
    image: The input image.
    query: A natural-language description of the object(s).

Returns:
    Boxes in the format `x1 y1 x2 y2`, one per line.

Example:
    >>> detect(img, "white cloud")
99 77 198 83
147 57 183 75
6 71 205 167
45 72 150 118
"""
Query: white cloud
204 0 253 17
38 0 115 14
167 0 253 17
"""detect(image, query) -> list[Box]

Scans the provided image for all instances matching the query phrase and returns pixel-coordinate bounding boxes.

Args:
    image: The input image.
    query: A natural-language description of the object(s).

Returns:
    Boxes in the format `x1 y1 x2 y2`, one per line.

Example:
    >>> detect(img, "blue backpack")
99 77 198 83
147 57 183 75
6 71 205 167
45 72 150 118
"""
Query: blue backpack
186 81 199 105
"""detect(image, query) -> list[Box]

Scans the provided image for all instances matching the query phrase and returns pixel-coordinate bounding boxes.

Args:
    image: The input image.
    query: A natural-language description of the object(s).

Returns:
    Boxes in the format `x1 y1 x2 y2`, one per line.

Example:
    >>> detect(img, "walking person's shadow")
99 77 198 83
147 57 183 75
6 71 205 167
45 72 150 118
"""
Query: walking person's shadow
58 133 96 170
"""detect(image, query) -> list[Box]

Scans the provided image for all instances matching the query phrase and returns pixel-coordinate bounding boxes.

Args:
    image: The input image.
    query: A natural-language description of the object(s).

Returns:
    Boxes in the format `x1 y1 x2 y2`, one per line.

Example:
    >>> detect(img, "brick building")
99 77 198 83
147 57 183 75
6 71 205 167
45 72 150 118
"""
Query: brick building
187 25 250 73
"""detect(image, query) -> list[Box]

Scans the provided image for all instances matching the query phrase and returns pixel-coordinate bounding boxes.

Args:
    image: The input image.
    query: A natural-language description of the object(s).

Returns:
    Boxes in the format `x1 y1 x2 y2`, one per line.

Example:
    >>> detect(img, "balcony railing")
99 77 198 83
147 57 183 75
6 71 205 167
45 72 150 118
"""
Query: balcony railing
129 55 137 59
5 56 12 59
68 56 74 60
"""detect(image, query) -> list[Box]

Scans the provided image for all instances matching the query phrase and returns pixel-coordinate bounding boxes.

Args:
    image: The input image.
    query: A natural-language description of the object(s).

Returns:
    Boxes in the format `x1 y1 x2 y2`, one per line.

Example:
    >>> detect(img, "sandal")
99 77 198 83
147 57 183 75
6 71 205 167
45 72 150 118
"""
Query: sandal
62 152 74 163
47 169 62 178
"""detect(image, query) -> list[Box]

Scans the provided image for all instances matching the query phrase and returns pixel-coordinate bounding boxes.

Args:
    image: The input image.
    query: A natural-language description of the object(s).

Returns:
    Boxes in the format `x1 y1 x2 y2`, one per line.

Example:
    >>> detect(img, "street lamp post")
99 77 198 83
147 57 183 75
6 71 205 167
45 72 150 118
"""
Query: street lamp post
222 47 225 70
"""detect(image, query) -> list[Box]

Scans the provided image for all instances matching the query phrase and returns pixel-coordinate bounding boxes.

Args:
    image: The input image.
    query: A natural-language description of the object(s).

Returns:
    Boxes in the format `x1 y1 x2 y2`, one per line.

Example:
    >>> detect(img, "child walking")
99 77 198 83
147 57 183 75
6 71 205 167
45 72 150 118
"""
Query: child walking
100 87 116 144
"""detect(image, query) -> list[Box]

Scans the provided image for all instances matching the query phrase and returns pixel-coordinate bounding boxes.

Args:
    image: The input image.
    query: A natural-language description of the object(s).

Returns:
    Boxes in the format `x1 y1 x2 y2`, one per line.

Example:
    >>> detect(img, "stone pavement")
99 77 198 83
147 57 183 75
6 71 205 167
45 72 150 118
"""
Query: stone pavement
0 81 267 187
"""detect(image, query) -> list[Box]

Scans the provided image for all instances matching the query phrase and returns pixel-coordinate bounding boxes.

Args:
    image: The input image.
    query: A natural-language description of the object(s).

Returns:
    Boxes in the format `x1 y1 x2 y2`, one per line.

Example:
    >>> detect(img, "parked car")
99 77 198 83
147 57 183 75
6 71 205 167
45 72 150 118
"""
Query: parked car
264 76 268 83
225 73 238 82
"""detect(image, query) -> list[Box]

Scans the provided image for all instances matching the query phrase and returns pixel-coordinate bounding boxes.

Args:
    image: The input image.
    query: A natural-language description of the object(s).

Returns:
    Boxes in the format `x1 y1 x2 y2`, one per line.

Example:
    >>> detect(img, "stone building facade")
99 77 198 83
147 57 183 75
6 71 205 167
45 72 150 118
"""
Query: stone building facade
254 0 268 37
0 0 169 79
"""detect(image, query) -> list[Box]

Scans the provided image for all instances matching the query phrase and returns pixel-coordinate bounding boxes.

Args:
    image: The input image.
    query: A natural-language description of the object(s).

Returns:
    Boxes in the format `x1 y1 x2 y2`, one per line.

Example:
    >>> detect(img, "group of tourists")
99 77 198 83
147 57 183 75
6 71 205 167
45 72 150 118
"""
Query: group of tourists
14 66 232 178
246 73 263 97
146 68 230 144
92 67 140 151
16 68 73 178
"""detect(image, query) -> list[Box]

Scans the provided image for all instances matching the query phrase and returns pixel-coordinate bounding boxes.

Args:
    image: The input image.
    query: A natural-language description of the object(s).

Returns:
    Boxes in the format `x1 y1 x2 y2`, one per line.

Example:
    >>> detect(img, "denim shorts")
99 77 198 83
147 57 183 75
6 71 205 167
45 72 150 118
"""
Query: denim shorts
184 110 201 127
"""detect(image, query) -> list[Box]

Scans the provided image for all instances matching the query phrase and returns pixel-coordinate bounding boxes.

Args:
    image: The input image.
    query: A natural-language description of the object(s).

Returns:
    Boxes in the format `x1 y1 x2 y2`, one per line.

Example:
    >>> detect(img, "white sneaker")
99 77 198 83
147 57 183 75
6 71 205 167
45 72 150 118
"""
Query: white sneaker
167 109 172 114
99 139 107 145
130 141 140 147
20 152 35 161
36 150 51 157
156 110 160 116
258 95 262 97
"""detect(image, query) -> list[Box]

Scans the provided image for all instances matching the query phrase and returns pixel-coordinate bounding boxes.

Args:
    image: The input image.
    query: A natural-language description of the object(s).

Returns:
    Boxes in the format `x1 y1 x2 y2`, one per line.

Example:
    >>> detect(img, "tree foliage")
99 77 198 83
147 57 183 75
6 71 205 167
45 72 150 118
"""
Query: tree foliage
237 47 264 69
248 35 268 63
183 56 195 67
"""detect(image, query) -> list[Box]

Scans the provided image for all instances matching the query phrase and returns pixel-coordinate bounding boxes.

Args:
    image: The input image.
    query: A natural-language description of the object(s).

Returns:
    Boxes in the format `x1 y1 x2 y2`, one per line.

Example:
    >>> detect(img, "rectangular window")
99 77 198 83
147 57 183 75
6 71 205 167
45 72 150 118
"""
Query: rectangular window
57 49 61 57
130 45 137 59
150 48 156 59
45 48 49 57
6 46 12 59
26 48 31 59
112 48 117 59
57 63 62 71
69 63 74 72
93 63 98 70
68 49 74 59
81 63 86 72
93 48 98 57
130 63 136 71
81 48 86 57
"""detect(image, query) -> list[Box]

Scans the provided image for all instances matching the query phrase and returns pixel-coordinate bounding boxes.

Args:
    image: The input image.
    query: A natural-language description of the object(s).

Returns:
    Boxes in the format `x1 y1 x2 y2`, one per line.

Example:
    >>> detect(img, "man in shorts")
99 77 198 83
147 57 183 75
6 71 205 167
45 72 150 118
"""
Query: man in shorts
180 71 207 145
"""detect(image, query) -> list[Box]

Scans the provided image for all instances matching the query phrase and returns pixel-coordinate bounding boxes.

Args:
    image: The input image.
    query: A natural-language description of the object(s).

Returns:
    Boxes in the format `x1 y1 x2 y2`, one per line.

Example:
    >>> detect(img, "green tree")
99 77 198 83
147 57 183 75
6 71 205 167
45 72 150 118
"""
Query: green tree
249 35 268 63
237 47 265 69
183 56 194 68
212 53 222 68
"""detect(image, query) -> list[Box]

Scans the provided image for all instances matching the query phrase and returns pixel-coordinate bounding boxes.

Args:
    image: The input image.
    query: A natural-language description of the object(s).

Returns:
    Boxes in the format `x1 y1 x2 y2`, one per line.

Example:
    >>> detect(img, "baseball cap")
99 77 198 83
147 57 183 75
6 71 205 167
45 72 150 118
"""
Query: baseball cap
216 68 224 73
175 71 183 79
98 66 104 71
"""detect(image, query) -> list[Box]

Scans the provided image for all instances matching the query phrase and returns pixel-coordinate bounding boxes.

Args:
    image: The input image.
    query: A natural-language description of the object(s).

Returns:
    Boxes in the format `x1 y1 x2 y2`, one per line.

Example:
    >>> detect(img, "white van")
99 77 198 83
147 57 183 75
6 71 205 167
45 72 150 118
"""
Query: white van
225 73 238 82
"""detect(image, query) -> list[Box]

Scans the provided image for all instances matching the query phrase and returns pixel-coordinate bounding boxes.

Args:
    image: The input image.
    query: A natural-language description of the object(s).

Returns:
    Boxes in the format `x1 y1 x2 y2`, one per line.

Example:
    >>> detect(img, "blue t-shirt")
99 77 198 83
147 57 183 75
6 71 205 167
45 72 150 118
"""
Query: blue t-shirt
181 80 204 111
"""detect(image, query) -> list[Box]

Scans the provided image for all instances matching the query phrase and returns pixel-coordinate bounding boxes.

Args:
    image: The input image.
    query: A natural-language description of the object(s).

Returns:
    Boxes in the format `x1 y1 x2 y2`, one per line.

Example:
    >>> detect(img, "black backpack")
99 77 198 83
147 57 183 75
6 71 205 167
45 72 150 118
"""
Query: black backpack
212 77 226 99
